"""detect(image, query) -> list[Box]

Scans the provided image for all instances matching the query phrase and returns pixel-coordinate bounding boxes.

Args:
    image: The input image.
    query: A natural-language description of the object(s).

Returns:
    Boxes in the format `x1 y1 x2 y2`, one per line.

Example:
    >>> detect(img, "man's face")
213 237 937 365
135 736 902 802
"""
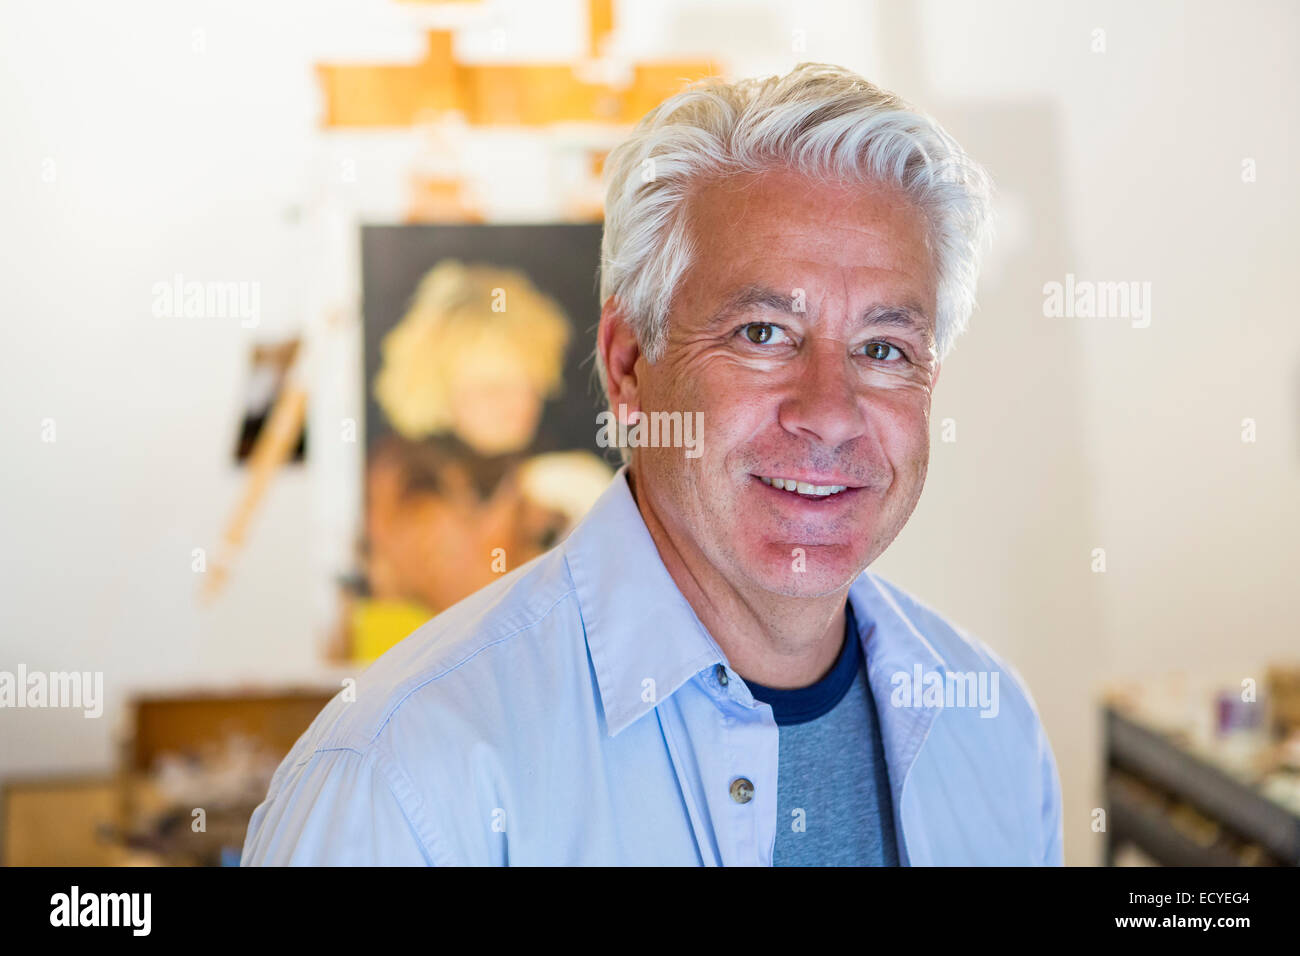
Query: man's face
631 168 941 598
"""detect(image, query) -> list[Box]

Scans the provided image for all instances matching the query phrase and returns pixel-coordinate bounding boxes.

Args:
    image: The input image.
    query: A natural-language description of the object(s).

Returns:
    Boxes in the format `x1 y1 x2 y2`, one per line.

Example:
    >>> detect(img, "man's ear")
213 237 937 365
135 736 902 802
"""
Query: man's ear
598 297 643 414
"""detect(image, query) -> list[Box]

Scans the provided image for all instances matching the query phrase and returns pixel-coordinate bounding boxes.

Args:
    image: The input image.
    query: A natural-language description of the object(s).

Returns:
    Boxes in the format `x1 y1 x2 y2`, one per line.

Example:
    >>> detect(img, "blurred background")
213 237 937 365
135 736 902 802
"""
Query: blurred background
1 0 1297 867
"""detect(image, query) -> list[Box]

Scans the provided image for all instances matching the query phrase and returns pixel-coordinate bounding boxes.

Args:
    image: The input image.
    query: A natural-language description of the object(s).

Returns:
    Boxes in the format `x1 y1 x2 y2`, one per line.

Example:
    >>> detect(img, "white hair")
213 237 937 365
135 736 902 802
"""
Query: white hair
595 62 993 403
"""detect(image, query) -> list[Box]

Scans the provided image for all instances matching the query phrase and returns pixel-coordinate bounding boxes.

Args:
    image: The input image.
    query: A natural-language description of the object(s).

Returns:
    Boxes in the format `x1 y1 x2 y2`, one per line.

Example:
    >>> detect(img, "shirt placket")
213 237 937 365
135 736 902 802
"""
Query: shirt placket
672 663 779 866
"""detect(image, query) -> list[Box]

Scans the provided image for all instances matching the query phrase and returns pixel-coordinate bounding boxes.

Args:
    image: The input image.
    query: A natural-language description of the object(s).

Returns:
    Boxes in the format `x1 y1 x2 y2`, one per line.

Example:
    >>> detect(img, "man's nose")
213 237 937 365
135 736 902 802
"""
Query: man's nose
776 338 869 447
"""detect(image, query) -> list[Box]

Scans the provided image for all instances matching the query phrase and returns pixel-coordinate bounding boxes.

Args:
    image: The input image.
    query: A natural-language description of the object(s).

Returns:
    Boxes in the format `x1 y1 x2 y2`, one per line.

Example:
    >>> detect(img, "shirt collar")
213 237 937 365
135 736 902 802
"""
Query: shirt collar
563 465 949 743
849 570 947 824
563 466 728 736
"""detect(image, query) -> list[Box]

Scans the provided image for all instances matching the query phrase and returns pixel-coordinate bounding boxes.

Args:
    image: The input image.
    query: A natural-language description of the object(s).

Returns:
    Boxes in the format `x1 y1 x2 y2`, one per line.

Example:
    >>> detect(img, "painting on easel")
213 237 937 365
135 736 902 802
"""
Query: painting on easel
355 224 614 655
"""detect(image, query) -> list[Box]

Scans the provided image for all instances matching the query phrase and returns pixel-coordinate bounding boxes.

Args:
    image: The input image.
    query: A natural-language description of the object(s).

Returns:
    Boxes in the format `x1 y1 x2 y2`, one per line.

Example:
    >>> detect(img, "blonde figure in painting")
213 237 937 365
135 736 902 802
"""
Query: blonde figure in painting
367 259 612 616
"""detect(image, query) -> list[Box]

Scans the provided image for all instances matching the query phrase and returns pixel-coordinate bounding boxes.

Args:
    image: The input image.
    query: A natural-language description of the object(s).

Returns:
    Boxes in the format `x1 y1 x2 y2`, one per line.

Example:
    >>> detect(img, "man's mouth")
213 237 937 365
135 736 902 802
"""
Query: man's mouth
757 475 851 498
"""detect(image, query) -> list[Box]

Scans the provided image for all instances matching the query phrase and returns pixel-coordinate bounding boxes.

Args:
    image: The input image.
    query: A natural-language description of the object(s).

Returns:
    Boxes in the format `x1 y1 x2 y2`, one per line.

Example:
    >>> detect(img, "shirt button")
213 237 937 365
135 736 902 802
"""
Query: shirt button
715 664 729 686
729 777 754 804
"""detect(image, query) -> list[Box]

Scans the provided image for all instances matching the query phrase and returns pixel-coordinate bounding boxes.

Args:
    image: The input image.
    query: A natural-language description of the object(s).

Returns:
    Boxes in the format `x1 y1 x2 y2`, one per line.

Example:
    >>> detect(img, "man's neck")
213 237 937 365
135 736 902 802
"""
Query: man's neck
627 466 850 690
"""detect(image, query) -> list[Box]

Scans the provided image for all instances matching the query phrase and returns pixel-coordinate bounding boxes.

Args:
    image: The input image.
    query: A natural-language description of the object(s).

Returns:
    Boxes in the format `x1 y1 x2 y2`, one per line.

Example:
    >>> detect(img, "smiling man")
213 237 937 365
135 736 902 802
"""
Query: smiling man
243 63 1063 866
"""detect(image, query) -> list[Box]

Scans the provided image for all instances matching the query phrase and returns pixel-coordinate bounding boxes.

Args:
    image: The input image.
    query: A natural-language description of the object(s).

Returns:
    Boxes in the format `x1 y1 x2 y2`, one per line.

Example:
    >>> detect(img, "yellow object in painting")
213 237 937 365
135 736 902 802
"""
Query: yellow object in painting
350 598 435 664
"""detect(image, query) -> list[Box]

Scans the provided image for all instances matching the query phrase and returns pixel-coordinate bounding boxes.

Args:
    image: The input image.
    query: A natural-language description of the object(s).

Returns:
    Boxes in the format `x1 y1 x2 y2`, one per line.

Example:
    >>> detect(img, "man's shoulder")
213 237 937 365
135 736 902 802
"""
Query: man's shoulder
287 546 585 762
857 570 1045 729
859 571 1062 865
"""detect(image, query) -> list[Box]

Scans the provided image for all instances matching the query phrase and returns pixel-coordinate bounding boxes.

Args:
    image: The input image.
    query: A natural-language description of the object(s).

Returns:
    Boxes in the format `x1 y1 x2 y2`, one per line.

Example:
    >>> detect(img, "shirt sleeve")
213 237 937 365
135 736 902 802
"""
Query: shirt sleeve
240 746 439 866
1037 721 1065 866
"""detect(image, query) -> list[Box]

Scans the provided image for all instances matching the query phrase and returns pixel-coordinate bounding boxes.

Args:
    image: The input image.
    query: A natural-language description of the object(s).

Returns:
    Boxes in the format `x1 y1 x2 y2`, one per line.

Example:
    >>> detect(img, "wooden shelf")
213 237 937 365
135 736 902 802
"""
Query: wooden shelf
1104 706 1300 865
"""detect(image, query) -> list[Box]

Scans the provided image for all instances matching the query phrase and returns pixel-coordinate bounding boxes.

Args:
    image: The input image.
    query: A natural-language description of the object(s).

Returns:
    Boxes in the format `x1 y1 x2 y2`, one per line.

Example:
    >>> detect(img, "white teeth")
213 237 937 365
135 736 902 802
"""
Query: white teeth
759 476 847 497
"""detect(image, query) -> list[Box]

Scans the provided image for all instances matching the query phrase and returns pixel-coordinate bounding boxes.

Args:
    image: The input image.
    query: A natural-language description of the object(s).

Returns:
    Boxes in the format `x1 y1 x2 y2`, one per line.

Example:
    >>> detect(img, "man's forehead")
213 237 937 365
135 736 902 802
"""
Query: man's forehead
682 172 937 313
690 167 920 228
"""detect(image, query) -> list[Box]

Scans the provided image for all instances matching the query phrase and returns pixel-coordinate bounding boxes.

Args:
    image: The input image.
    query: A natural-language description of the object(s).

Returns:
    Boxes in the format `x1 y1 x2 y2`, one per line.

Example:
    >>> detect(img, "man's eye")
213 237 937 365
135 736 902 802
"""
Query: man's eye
863 341 903 361
740 323 787 345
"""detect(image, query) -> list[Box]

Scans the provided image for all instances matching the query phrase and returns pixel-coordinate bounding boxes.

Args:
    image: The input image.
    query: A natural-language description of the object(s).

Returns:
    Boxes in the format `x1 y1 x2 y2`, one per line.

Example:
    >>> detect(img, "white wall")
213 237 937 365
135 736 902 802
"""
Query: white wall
869 0 1300 865
2 0 1296 867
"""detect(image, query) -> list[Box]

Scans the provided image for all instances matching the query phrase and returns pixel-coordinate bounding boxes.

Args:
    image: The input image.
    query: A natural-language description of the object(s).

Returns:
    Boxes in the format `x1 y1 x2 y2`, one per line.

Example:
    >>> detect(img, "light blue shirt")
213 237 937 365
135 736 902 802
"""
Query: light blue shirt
241 467 1064 866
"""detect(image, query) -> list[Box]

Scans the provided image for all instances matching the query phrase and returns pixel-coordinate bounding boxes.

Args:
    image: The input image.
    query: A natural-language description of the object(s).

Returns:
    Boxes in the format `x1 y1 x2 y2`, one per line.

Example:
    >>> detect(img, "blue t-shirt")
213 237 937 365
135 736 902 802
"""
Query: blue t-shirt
745 601 899 866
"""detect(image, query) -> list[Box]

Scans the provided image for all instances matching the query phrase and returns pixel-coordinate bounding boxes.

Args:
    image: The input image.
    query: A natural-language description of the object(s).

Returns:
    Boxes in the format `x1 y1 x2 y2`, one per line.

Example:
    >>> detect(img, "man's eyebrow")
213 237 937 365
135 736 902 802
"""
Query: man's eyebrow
860 303 933 340
705 285 797 328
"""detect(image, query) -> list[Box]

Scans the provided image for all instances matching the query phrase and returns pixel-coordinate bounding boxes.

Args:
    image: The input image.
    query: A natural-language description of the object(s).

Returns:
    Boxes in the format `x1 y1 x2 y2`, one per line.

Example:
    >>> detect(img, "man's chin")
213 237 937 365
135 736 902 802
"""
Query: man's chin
739 542 866 598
